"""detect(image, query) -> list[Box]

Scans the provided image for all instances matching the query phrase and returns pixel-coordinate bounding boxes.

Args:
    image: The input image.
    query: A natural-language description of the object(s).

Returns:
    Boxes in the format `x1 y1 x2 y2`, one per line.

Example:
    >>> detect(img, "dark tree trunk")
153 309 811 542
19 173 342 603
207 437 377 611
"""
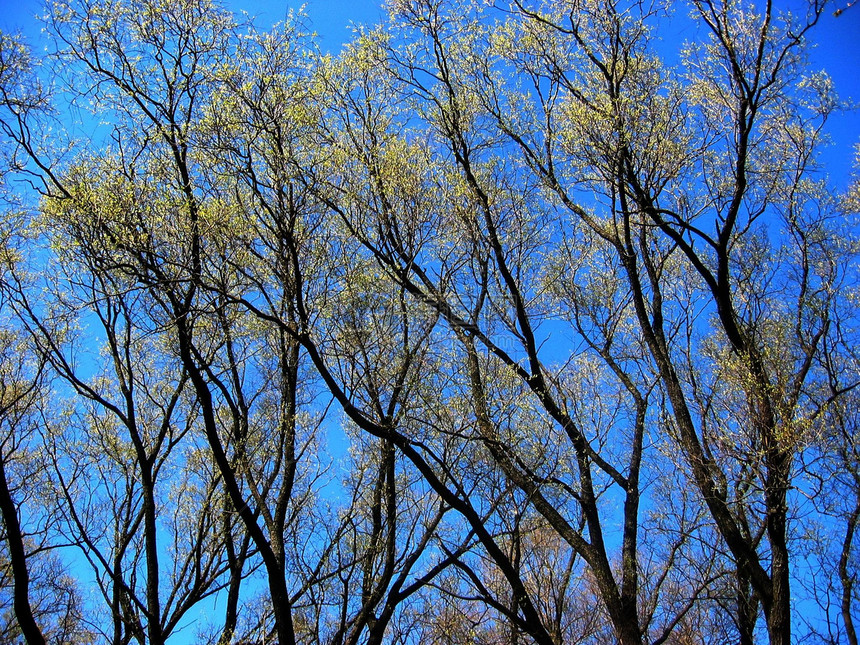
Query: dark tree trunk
0 453 46 645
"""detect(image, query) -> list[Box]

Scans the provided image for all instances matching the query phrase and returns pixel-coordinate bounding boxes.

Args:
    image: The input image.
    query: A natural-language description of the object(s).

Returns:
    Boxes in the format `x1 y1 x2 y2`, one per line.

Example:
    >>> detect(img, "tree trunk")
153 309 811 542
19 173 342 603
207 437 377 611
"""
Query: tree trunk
0 454 46 645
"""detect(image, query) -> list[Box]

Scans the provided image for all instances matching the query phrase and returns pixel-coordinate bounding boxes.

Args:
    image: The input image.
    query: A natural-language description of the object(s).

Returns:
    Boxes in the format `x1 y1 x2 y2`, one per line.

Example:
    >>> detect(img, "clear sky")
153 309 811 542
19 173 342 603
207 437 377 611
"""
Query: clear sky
803 4 860 185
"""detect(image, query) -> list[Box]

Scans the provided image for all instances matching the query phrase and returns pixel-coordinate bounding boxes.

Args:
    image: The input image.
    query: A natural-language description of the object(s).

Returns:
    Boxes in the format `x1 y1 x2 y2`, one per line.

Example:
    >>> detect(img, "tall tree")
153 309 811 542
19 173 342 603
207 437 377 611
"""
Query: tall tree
26 2 456 642
298 0 857 642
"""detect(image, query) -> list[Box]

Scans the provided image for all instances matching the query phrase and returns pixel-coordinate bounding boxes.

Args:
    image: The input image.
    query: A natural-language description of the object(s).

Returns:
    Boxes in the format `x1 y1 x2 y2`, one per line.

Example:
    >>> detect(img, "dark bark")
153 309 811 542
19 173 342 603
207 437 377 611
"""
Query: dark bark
736 568 758 645
840 495 860 645
0 453 46 645
462 337 643 645
175 318 297 645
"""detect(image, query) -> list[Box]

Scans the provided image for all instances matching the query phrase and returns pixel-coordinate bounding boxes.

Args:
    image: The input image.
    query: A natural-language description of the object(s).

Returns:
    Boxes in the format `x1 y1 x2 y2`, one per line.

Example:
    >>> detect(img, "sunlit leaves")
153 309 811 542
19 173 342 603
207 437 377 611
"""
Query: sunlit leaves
0 0 857 642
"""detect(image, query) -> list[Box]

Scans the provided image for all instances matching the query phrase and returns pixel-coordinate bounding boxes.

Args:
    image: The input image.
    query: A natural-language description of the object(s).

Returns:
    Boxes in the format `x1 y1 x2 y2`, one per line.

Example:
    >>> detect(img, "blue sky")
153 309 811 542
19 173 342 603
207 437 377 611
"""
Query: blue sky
803 4 860 185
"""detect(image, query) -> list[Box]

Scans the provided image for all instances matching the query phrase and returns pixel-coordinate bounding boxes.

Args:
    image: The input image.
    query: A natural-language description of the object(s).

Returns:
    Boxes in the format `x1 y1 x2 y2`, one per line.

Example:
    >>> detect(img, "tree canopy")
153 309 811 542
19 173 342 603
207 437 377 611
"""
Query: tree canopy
0 0 858 643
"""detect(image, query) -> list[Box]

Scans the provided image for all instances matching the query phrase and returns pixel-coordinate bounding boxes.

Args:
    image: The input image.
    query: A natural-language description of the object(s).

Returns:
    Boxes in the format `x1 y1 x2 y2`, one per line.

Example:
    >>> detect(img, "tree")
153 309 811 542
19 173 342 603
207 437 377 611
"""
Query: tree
15 2 458 642
0 0 856 642
0 318 49 645
260 6 748 642
295 0 857 642
0 30 93 645
10 254 245 644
